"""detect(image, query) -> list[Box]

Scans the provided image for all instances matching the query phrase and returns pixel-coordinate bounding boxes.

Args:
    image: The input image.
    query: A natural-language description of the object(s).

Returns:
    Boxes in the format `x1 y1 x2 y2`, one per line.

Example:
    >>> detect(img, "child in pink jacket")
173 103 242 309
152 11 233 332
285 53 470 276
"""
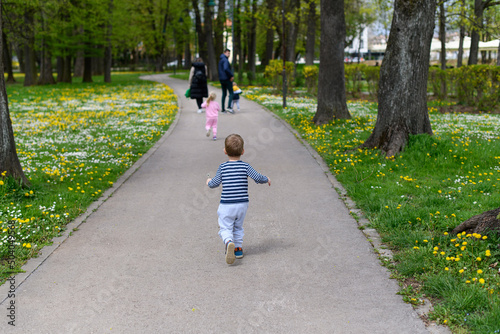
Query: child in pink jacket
202 92 221 141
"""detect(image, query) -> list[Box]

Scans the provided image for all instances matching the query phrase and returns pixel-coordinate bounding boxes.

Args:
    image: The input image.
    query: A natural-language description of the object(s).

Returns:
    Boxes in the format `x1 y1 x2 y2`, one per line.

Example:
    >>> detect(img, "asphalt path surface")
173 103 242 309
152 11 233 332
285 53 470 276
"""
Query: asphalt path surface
0 74 442 333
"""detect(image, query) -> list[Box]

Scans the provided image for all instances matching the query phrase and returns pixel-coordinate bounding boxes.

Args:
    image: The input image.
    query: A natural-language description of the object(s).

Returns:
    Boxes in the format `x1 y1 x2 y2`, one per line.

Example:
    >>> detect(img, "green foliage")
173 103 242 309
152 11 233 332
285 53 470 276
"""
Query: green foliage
303 65 319 95
455 65 500 111
363 66 380 98
263 59 295 92
428 67 447 100
428 65 500 111
344 64 366 98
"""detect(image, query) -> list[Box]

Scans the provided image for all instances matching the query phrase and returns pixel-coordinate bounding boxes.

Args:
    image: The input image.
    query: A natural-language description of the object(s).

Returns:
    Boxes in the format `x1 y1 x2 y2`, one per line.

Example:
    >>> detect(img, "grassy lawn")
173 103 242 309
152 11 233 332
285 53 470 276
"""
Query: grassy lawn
1 73 177 281
244 87 500 333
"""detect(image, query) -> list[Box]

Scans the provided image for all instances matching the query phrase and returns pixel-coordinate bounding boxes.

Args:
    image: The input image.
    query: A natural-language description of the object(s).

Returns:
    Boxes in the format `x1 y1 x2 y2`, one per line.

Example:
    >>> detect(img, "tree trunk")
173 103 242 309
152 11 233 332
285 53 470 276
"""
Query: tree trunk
0 3 30 186
23 9 37 86
468 0 483 65
452 207 500 236
184 35 192 69
313 0 350 125
14 43 24 74
57 55 73 83
285 0 301 62
247 0 258 82
205 0 218 81
360 0 435 157
2 32 15 83
23 43 37 86
74 51 84 77
83 53 93 83
38 46 55 85
439 2 446 97
56 56 63 82
457 24 465 68
214 0 226 58
104 0 113 83
305 0 317 66
261 0 276 68
183 6 192 69
192 0 207 63
497 42 500 66
104 45 112 83
439 2 446 70
236 0 244 81
63 55 73 83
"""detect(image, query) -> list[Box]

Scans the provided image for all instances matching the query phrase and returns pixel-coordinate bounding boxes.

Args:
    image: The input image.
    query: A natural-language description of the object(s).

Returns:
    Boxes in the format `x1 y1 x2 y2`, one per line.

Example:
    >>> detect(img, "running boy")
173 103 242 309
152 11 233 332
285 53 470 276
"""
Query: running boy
206 134 271 264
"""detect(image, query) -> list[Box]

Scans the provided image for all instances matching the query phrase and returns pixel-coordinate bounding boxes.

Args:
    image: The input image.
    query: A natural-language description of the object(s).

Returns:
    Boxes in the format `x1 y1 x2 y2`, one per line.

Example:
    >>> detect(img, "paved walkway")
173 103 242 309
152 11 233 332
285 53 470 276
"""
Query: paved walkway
1 74 441 333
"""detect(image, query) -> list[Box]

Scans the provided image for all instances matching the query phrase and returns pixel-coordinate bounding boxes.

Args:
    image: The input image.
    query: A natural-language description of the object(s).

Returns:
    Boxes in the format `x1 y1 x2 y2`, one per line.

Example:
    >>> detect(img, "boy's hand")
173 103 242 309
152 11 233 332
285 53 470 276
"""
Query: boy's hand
206 178 212 185
267 177 271 186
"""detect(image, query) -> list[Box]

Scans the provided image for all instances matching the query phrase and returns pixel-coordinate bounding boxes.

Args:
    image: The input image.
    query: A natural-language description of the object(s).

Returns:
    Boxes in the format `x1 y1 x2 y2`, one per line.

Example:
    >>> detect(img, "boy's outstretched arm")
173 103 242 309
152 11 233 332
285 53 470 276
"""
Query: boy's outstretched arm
267 177 271 186
207 168 222 188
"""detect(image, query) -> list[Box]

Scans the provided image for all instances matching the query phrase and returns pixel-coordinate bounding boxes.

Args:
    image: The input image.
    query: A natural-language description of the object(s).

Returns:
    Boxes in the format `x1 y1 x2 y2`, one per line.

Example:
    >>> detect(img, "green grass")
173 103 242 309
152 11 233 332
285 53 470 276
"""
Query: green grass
0 73 177 281
244 86 500 333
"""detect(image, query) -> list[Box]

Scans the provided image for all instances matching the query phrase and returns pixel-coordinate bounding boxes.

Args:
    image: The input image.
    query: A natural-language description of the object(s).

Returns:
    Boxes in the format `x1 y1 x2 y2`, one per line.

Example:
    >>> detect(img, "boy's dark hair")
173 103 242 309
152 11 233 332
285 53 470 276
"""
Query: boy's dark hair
224 48 231 53
225 134 244 157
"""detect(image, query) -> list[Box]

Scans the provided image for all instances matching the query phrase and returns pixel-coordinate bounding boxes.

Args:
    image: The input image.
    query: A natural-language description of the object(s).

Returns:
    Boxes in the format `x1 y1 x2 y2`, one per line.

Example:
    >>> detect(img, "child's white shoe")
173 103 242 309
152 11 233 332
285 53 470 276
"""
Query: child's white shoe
225 241 235 264
206 128 211 137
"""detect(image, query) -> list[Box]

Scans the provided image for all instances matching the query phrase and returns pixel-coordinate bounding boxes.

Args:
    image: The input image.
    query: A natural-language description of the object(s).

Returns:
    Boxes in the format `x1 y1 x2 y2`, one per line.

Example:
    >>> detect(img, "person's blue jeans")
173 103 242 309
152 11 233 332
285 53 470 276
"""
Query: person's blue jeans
220 80 234 111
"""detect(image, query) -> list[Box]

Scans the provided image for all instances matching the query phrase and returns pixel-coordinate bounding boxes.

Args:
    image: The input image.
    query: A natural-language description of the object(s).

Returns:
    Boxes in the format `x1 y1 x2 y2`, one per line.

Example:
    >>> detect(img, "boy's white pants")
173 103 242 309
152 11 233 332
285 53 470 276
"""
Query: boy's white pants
217 203 248 248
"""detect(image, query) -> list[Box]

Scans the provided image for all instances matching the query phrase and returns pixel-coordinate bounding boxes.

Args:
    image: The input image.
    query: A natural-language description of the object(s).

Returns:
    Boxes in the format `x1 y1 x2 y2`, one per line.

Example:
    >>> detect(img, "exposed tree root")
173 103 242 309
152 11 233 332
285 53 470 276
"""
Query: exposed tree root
452 207 500 236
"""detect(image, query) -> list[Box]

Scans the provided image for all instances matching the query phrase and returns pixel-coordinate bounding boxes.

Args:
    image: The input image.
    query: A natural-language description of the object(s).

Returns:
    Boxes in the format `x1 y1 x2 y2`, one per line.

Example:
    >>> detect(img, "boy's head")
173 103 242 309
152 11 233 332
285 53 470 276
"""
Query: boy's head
232 82 237 86
224 134 244 157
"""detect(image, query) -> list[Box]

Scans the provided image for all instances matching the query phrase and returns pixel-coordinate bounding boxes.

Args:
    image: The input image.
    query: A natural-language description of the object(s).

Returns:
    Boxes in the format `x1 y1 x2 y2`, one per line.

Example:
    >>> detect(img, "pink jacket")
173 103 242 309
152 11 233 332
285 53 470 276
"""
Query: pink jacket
202 100 220 118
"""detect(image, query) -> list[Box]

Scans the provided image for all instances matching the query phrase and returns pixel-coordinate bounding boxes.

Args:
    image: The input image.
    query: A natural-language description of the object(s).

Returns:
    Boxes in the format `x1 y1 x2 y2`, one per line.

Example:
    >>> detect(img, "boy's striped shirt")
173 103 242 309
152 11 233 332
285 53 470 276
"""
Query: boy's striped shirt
208 161 268 204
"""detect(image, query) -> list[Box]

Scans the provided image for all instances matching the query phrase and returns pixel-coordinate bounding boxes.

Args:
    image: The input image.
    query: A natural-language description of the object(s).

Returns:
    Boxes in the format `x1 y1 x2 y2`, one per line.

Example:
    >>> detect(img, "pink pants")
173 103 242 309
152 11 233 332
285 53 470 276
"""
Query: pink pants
206 117 217 137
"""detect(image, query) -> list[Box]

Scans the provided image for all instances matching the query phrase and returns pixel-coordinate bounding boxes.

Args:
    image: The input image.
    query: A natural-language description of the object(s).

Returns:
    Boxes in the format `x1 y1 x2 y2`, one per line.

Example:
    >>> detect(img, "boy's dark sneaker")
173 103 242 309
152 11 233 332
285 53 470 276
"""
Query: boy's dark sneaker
225 241 235 264
234 247 243 259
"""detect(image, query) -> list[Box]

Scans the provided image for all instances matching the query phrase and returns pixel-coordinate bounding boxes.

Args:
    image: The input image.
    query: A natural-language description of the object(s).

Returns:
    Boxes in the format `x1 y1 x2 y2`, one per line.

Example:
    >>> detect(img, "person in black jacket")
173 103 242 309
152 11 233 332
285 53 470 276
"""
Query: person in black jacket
189 58 209 113
218 49 234 113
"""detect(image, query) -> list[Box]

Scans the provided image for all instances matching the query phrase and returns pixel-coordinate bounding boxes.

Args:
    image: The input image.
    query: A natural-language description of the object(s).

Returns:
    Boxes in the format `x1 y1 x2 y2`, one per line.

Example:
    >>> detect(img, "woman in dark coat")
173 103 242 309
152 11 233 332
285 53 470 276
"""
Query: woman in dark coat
189 58 209 113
